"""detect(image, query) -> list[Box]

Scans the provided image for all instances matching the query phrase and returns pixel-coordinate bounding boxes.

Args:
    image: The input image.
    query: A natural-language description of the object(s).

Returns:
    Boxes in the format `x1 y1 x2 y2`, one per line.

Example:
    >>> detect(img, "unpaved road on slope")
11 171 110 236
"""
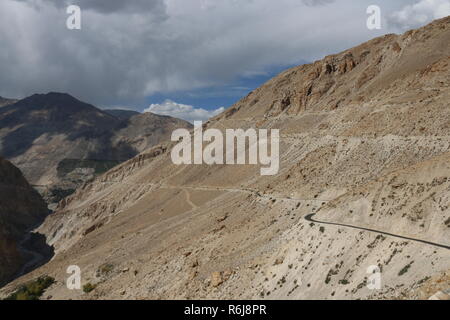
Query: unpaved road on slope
99 180 450 250
183 189 198 210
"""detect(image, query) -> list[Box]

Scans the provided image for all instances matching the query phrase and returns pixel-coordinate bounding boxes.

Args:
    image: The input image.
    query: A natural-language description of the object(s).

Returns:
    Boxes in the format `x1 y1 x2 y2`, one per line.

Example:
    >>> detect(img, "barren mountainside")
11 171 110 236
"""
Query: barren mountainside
1 17 449 300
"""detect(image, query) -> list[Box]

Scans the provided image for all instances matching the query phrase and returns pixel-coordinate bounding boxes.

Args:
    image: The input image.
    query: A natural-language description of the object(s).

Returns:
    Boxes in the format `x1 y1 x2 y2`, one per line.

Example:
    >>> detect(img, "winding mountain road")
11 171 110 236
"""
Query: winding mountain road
305 213 450 251
98 179 450 251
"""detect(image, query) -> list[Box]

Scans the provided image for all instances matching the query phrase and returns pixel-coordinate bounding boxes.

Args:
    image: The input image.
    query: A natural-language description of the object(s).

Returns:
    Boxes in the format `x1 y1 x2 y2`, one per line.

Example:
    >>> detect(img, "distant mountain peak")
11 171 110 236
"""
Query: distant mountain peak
22 92 89 106
8 92 113 118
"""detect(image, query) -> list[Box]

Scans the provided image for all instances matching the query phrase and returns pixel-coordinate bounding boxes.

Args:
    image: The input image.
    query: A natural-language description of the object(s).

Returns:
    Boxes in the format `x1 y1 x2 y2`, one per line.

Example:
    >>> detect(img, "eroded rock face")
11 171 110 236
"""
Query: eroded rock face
0 157 49 285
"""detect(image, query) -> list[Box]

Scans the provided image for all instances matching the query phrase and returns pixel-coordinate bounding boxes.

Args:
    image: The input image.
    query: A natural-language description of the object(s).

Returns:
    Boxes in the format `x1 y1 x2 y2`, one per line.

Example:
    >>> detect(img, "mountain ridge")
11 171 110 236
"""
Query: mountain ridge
0 92 192 206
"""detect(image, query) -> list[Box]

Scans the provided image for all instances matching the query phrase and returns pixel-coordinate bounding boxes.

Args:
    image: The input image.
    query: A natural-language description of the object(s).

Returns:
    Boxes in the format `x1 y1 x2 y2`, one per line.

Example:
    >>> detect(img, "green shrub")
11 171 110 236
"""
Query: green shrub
398 261 414 276
83 283 97 293
5 276 55 300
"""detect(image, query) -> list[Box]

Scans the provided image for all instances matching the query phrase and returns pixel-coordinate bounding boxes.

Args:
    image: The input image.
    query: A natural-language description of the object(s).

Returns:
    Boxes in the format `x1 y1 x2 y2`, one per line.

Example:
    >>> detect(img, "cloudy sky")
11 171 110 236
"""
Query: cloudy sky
1 0 449 122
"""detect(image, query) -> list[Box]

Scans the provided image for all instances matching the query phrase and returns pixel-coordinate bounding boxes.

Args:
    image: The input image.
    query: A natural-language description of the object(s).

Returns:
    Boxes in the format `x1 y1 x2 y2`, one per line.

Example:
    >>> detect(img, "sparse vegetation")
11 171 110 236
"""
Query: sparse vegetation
97 263 114 277
83 283 97 293
398 261 414 276
325 262 343 284
4 276 55 300
353 278 368 293
417 276 431 285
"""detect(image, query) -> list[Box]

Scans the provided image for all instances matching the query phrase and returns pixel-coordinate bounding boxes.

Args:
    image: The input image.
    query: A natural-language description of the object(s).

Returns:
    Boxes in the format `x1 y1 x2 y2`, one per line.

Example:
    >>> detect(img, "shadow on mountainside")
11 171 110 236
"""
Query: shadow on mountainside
15 232 55 279
0 214 55 288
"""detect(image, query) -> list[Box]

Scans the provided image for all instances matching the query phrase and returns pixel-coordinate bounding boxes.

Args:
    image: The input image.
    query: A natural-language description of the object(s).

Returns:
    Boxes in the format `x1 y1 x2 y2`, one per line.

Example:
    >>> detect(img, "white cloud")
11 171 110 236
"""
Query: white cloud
389 0 450 30
144 100 224 123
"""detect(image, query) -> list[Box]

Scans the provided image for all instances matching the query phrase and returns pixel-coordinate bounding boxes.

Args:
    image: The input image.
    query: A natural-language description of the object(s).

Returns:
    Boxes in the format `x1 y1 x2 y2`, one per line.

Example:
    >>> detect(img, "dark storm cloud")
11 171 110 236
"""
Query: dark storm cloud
302 0 335 6
0 0 442 108
13 0 168 14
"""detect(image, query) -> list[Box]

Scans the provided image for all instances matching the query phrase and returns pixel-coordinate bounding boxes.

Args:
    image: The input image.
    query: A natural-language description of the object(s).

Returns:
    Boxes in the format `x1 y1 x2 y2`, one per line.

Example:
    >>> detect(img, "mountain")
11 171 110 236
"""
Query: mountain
0 157 49 286
103 109 141 120
0 93 192 206
1 17 450 300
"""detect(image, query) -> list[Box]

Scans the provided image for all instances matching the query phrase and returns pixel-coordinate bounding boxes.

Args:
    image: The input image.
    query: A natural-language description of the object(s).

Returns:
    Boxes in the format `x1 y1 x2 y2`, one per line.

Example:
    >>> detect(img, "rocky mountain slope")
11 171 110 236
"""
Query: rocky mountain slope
0 93 192 205
1 17 449 300
0 157 49 286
